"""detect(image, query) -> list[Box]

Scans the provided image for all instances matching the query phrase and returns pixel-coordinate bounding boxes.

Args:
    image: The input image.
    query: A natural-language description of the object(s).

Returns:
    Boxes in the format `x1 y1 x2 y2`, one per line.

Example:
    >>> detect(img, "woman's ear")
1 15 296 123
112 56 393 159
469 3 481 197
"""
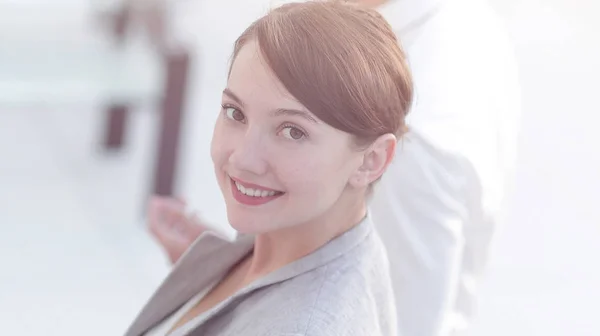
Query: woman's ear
350 134 397 188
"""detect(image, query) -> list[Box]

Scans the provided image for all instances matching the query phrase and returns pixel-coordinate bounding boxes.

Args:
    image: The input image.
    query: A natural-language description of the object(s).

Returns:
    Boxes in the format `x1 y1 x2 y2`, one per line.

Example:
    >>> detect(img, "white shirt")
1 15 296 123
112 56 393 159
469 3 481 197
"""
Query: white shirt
144 281 217 336
373 0 521 335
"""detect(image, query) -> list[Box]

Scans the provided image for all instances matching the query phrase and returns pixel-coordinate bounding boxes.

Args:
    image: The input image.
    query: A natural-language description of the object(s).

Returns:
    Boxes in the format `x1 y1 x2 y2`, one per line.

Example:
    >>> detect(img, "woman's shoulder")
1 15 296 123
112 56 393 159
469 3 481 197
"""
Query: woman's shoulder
234 232 396 336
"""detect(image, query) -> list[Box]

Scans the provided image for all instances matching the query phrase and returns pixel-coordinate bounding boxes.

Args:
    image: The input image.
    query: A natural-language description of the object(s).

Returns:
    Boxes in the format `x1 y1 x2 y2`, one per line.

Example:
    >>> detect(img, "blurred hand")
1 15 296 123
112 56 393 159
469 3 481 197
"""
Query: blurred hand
147 196 205 264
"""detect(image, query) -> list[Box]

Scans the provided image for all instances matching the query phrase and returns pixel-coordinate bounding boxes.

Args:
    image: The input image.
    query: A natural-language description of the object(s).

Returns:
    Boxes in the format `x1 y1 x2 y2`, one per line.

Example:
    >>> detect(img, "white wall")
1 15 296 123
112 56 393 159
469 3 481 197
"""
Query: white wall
470 0 600 334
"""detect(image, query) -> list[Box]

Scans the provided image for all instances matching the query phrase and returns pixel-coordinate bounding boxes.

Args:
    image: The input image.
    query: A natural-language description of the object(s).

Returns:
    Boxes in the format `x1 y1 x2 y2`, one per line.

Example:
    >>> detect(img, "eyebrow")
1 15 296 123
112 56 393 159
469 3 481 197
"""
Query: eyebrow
223 88 319 124
271 108 319 124
223 88 244 107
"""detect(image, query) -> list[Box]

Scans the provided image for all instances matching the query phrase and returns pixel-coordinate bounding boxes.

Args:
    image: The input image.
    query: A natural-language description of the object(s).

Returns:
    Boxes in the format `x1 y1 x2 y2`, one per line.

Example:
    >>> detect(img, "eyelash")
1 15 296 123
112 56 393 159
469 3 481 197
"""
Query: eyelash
221 104 245 122
279 123 308 140
220 104 309 140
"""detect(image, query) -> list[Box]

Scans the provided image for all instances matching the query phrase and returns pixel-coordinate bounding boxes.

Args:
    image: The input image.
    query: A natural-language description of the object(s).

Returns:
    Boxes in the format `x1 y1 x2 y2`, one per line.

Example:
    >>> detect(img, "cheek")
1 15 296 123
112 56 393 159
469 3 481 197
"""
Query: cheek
210 120 228 167
279 149 355 196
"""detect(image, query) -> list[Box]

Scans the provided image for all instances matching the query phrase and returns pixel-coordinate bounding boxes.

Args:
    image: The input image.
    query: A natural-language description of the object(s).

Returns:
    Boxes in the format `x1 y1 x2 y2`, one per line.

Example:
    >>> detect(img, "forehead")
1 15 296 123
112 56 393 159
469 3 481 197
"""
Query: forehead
227 41 303 110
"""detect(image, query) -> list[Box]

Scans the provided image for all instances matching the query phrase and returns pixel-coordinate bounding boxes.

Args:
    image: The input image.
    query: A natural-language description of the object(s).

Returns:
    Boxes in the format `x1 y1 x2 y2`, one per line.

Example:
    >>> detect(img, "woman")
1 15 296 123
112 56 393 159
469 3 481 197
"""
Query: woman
126 1 413 335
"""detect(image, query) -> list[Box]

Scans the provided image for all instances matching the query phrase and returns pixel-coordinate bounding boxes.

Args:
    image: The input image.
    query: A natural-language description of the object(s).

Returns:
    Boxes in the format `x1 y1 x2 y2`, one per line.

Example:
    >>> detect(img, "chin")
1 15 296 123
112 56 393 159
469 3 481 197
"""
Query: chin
226 210 267 234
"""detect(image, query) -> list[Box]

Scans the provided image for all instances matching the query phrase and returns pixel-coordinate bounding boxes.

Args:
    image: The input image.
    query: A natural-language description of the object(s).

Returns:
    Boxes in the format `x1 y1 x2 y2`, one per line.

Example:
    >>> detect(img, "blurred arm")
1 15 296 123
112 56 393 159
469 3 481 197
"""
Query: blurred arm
371 131 486 335
371 1 521 333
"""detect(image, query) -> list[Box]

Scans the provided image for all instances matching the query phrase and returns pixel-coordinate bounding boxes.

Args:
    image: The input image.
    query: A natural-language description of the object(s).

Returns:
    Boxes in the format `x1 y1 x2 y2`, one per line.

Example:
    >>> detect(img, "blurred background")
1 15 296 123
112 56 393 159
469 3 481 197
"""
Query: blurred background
0 0 598 335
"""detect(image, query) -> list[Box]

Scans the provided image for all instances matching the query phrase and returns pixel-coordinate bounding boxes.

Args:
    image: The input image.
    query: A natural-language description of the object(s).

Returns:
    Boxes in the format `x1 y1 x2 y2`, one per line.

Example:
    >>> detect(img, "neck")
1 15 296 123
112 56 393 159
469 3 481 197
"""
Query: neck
243 193 367 283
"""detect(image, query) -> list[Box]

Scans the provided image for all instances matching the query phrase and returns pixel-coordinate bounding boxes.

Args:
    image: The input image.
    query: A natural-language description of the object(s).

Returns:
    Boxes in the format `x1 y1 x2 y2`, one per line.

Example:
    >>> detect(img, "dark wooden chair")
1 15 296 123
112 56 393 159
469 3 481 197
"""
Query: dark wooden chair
103 3 191 197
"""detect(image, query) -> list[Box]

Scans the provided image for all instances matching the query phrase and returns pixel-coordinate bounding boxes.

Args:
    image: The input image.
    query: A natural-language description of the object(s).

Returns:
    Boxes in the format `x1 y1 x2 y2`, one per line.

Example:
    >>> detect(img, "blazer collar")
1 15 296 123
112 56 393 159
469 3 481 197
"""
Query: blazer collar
124 231 254 336
125 214 374 336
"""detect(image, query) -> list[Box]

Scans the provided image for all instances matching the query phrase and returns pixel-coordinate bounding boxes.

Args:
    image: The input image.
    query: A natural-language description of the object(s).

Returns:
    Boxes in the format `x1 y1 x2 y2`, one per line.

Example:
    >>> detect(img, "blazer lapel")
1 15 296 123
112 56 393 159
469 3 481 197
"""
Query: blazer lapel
124 231 254 336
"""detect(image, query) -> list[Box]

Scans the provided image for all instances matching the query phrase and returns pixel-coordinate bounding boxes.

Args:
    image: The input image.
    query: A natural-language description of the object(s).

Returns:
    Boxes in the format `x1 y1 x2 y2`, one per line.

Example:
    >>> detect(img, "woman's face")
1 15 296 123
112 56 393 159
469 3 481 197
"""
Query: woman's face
210 41 366 234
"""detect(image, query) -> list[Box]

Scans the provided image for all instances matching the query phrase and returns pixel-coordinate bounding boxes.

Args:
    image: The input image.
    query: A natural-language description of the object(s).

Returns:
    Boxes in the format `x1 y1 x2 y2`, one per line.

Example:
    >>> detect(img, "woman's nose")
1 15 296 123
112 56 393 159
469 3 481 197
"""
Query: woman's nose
228 132 268 176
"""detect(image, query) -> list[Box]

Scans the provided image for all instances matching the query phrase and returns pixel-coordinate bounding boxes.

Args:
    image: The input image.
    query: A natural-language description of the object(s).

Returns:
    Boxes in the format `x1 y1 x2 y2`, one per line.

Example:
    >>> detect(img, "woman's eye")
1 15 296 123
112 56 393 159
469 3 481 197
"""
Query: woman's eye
281 126 305 140
224 106 245 122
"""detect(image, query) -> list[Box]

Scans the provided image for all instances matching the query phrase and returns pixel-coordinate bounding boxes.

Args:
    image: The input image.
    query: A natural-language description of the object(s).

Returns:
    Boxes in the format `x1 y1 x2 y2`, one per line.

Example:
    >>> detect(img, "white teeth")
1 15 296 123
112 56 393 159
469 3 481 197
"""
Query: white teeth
235 182 278 197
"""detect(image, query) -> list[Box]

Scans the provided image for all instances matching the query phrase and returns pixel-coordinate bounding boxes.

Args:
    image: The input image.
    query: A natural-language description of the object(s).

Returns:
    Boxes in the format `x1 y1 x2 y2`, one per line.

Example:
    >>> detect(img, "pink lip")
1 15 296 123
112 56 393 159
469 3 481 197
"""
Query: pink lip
229 177 284 206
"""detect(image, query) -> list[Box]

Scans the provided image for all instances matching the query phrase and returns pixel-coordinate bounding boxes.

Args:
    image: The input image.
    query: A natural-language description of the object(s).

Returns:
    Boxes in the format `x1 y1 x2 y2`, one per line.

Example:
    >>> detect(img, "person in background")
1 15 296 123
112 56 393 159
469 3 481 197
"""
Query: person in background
127 2 412 335
148 0 521 335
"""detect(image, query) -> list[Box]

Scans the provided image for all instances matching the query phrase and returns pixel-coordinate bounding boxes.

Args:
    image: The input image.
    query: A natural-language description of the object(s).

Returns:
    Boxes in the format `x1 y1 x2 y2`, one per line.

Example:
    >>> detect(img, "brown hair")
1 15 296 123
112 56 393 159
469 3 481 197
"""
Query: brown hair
230 0 413 147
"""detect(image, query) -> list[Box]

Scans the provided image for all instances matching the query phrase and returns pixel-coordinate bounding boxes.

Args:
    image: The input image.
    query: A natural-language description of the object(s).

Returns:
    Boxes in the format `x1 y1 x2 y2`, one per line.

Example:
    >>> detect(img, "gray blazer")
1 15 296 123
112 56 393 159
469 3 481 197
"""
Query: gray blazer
125 215 397 336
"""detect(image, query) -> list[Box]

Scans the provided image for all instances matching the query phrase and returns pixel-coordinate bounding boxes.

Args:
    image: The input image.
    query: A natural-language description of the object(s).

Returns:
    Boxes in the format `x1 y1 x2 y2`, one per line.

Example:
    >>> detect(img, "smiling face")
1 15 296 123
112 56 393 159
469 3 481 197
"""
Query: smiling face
208 2 412 235
210 41 369 234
